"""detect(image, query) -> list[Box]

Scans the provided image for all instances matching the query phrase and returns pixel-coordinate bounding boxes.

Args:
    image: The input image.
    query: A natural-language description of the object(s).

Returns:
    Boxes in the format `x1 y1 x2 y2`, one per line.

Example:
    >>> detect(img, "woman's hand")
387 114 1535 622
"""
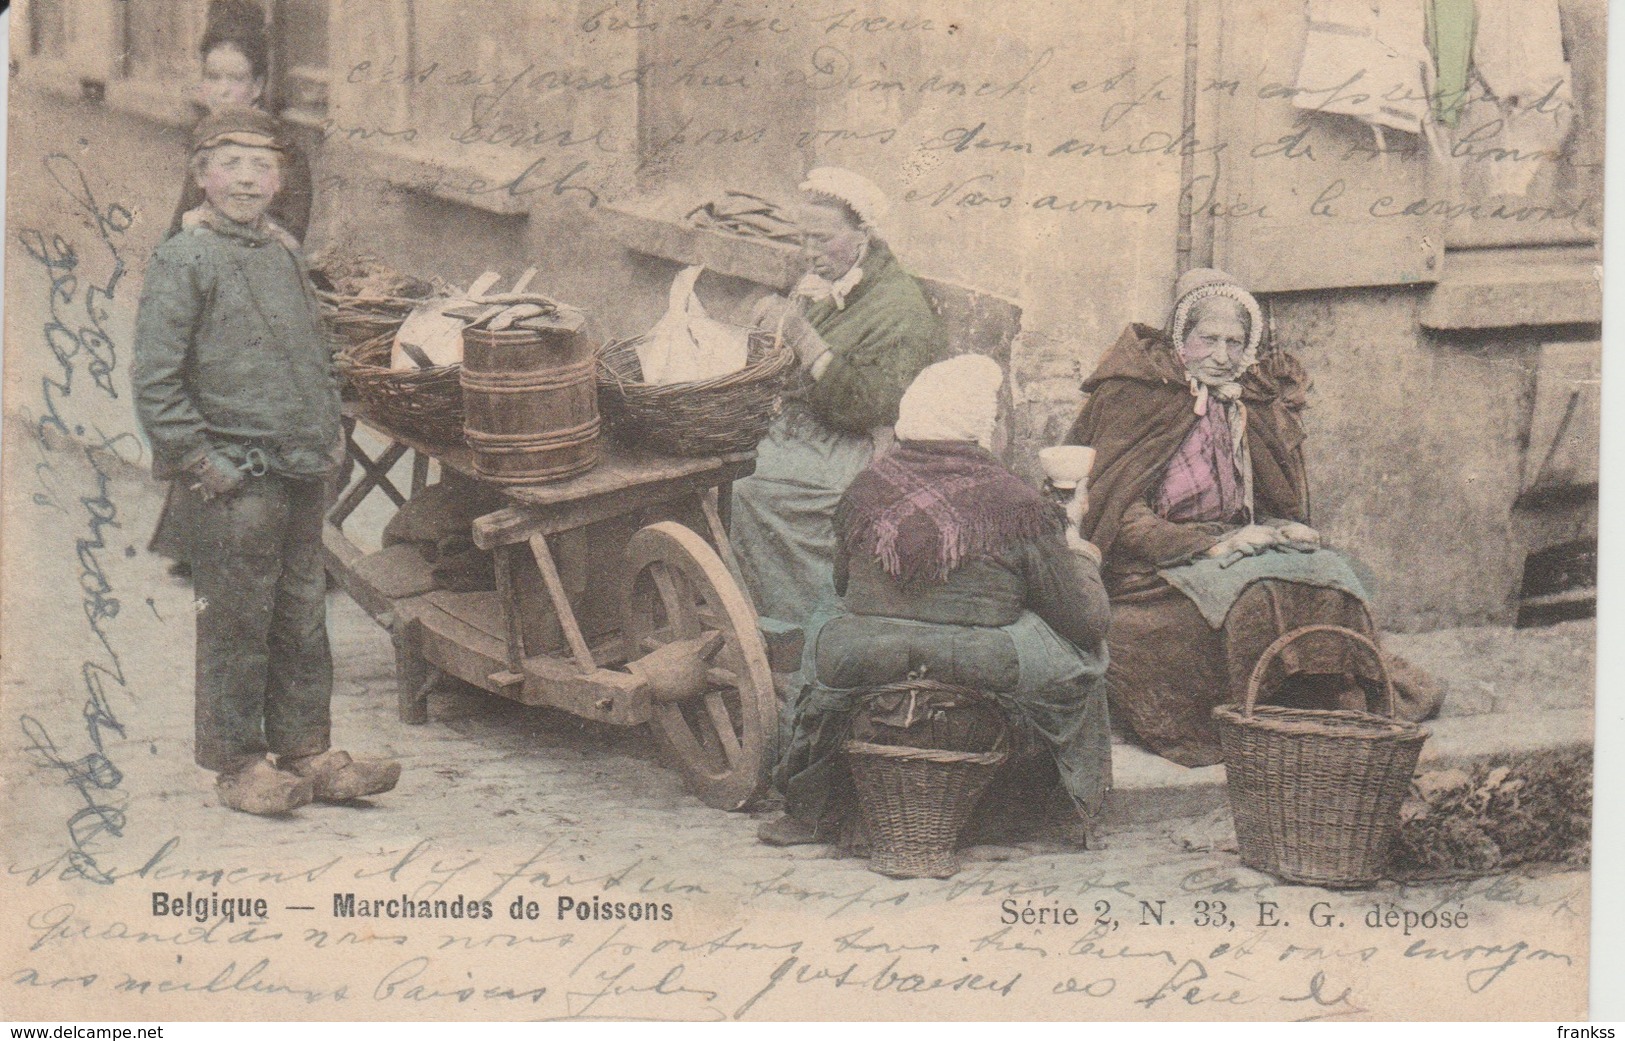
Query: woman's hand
750 293 795 330
1066 530 1103 566
1275 521 1321 546
1055 487 1099 564
1206 523 1282 560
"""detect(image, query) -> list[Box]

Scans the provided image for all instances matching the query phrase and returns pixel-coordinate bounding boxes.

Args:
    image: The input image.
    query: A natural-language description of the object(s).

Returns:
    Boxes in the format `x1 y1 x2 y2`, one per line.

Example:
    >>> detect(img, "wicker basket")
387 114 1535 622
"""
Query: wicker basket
1213 625 1429 888
595 331 795 456
325 292 465 444
844 681 1009 879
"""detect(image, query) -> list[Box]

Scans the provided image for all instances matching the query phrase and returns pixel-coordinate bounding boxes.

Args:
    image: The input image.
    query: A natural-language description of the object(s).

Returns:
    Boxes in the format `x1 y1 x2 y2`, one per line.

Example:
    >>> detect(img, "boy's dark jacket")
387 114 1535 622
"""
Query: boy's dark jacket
134 213 342 480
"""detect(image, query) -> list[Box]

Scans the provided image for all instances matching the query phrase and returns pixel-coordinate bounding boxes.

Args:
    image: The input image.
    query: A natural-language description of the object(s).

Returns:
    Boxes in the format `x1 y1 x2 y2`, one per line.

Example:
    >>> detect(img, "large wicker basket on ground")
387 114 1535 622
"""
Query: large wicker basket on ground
595 331 795 456
1213 625 1429 888
844 679 1009 880
324 291 465 445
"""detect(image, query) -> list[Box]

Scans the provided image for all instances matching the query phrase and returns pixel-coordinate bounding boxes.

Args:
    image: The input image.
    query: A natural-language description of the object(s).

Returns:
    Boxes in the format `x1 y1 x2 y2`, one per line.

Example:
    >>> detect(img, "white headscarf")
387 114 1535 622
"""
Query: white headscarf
894 354 1004 450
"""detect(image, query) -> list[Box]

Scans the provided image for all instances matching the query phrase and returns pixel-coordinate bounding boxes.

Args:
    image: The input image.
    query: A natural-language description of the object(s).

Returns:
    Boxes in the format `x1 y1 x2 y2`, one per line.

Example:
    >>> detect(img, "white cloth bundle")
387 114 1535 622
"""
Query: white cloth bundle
636 266 750 386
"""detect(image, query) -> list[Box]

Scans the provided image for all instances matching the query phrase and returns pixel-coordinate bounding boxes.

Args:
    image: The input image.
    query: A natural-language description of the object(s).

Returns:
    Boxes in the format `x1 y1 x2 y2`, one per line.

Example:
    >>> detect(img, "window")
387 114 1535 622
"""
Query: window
28 0 68 61
124 0 202 85
274 0 330 124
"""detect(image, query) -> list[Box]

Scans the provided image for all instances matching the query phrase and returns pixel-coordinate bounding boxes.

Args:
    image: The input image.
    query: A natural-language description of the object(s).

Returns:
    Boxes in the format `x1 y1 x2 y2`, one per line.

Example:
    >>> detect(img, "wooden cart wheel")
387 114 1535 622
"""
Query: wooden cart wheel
621 521 776 810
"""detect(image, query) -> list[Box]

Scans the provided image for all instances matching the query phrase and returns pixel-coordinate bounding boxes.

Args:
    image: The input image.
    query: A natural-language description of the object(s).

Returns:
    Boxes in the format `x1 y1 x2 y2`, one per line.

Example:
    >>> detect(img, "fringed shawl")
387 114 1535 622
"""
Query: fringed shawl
837 440 1056 583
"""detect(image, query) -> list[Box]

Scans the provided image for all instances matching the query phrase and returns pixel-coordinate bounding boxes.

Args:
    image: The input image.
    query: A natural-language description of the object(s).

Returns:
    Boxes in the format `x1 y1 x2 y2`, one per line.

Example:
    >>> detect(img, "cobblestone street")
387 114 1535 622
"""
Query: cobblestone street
0 438 1593 1021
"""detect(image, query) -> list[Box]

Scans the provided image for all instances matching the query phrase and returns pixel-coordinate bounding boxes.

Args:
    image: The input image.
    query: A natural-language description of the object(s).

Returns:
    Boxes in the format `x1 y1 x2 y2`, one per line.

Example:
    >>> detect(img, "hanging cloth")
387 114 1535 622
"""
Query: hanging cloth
1425 0 1478 127
1294 0 1431 134
1469 0 1574 197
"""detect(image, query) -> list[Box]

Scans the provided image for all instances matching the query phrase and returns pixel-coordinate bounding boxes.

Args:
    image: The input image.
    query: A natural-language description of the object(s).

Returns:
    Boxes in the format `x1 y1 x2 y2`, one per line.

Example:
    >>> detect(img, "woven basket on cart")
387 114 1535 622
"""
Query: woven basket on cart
844 679 1009 880
324 291 465 445
1213 625 1429 888
595 331 795 456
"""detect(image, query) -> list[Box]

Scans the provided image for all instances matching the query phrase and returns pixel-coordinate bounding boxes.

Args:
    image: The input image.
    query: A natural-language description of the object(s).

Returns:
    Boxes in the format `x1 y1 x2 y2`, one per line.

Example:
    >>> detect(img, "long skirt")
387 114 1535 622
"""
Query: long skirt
729 407 878 628
1106 579 1444 767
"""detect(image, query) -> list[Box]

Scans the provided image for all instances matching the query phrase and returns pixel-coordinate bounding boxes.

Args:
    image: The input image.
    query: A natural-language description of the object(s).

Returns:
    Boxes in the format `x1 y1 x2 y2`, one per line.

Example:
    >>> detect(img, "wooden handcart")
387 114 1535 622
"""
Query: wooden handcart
323 407 777 810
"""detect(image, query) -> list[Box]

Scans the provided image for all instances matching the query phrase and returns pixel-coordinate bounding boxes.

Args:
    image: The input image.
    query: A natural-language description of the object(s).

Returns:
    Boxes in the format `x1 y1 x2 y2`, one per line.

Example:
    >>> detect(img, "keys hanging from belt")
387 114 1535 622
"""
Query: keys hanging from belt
238 447 270 477
189 447 269 501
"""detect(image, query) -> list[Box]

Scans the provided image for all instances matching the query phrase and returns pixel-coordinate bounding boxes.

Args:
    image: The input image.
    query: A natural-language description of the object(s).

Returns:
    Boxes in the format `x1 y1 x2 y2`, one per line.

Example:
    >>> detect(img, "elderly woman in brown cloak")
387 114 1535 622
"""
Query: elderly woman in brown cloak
732 168 950 631
1066 269 1440 767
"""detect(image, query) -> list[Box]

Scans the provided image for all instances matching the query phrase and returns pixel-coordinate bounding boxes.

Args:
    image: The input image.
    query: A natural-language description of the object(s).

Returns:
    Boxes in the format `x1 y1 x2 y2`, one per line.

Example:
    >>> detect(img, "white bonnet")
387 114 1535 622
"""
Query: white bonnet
1167 267 1264 364
800 167 890 231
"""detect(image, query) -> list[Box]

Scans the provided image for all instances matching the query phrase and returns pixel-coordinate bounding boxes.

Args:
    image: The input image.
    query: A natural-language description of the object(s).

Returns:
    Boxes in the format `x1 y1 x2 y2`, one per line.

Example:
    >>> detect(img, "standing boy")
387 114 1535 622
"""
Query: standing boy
134 108 400 815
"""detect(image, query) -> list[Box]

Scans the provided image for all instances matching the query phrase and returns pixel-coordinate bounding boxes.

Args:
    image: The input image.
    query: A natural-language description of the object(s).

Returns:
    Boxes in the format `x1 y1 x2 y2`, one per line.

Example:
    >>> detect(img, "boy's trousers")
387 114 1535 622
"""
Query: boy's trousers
189 473 333 773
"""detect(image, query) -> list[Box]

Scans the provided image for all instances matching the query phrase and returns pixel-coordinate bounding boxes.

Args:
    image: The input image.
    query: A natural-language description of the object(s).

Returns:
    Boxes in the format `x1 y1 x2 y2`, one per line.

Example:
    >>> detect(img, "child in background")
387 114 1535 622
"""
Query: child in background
133 108 400 816
170 0 314 243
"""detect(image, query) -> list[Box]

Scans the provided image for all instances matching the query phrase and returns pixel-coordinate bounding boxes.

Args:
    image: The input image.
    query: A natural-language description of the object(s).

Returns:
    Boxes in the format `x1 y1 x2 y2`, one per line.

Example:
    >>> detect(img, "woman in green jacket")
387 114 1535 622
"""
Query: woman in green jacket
732 167 951 628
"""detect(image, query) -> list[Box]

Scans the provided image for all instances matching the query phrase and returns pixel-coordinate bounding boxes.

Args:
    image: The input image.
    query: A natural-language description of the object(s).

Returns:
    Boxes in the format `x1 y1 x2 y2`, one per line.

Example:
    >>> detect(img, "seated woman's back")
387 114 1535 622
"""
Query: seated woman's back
760 354 1116 847
839 525 1107 653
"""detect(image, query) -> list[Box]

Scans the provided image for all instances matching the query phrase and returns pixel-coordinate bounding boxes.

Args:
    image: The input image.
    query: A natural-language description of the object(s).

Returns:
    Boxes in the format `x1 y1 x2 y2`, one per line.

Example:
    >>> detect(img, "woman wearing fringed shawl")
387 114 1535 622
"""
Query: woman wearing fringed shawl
731 168 952 629
1066 269 1442 768
758 355 1113 849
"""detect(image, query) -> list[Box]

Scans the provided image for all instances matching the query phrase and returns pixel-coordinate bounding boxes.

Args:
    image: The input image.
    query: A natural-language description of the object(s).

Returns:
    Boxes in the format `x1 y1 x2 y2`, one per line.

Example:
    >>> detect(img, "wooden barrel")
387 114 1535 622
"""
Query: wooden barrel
460 310 599 485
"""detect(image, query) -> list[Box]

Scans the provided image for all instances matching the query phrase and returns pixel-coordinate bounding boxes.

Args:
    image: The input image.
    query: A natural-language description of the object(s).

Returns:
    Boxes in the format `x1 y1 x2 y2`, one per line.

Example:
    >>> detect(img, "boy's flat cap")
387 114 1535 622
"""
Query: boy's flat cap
192 107 286 153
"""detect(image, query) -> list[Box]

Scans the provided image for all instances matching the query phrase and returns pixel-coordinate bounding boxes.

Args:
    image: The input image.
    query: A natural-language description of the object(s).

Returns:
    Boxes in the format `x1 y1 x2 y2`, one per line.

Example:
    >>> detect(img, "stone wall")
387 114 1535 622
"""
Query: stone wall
3 0 1602 631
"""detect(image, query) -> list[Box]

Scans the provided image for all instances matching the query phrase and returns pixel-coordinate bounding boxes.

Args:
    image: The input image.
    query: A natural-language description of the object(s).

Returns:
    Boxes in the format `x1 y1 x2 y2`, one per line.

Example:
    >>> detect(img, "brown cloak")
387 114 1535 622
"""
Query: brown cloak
1062 325 1442 767
1065 323 1312 568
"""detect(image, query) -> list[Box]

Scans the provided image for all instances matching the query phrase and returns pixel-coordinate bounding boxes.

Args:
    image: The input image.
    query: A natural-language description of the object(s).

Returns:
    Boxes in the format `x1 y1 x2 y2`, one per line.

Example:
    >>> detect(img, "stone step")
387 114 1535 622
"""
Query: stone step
1104 707 1593 826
